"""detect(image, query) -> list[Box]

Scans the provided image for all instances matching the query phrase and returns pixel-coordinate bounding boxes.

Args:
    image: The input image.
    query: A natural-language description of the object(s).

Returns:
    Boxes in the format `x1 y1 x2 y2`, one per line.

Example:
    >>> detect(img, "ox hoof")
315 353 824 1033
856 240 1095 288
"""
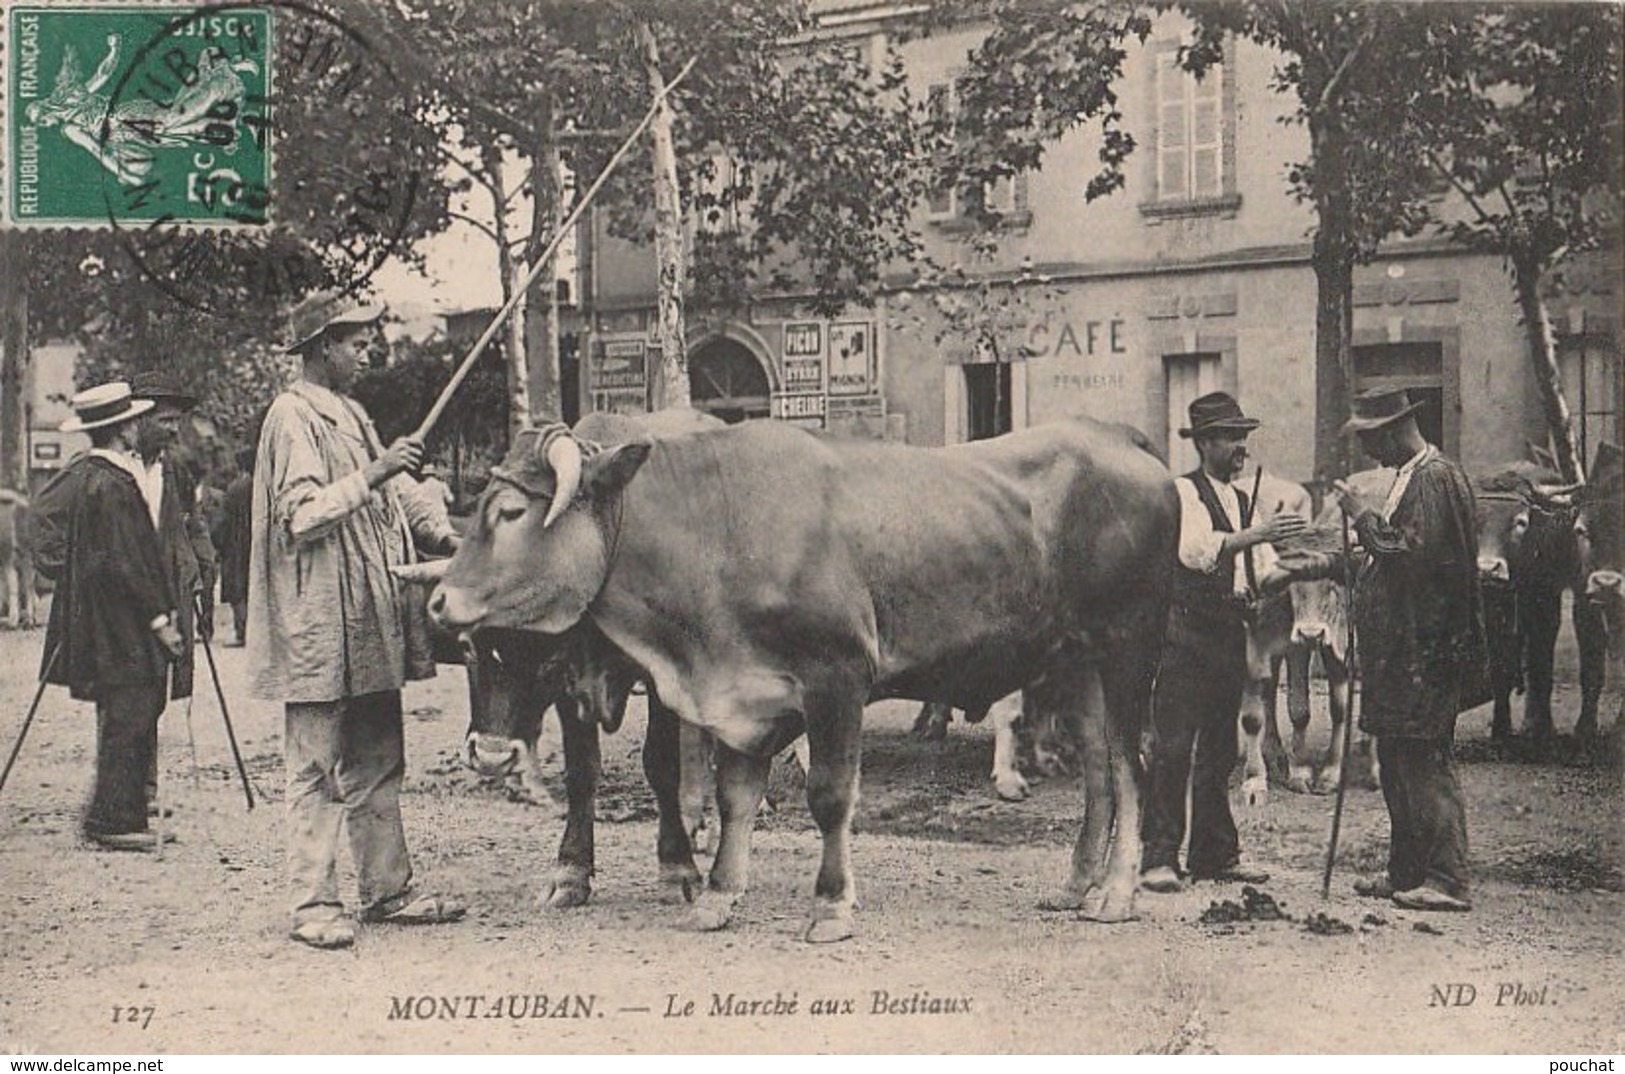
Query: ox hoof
660 862 703 904
540 875 592 910
1036 886 1090 913
1310 771 1341 796
1240 776 1269 807
994 772 1030 802
680 890 738 932
1285 773 1312 795
804 916 855 944
1078 890 1138 924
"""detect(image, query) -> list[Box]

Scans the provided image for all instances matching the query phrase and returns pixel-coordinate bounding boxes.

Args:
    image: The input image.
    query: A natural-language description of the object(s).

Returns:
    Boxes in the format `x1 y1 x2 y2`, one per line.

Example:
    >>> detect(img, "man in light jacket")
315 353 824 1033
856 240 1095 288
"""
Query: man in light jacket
248 292 464 949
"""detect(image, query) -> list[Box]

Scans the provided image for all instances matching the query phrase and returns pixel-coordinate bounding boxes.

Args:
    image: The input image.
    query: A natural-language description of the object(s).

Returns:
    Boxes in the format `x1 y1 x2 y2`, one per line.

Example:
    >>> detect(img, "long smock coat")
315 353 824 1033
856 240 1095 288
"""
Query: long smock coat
246 381 455 704
35 456 197 701
1352 454 1488 739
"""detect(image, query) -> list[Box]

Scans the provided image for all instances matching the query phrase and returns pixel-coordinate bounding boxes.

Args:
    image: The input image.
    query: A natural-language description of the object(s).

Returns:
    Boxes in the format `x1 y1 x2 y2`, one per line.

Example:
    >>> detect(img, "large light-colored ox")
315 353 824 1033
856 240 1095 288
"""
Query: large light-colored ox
429 416 1177 940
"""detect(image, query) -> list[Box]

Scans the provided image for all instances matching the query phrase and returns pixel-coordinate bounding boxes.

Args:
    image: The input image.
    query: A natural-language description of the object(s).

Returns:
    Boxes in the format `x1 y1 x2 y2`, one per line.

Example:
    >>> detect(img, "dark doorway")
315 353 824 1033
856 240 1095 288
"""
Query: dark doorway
689 337 770 424
964 362 1013 441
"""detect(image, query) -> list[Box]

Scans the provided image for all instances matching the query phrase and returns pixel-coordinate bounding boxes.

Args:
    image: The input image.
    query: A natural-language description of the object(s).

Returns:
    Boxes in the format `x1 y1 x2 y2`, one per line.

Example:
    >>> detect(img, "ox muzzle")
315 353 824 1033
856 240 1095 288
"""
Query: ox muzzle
465 731 527 778
1478 556 1512 585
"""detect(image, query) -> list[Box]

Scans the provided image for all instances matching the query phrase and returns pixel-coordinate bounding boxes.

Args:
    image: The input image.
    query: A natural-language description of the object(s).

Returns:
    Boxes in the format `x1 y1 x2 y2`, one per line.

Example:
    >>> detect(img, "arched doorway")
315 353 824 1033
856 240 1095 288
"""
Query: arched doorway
689 336 771 424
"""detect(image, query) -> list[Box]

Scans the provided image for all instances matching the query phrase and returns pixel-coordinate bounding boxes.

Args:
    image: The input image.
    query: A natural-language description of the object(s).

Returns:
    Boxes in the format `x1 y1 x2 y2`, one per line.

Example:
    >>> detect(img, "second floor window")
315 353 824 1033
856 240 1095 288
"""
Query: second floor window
1155 50 1223 202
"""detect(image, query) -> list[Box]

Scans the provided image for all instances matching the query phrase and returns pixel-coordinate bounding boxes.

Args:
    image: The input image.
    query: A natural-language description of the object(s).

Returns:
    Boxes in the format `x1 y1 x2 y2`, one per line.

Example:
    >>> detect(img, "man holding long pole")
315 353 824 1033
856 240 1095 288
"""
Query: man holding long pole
1327 388 1487 912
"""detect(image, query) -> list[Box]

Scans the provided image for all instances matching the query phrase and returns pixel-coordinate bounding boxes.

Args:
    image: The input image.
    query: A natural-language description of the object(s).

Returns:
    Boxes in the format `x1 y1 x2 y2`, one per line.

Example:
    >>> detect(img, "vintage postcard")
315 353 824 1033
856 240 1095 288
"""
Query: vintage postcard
0 0 1620 1059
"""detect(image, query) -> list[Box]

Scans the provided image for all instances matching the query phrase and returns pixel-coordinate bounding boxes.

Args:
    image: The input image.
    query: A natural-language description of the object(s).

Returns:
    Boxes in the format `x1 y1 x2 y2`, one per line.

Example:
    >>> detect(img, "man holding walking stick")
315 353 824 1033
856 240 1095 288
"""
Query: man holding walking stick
32 383 191 852
1324 388 1487 912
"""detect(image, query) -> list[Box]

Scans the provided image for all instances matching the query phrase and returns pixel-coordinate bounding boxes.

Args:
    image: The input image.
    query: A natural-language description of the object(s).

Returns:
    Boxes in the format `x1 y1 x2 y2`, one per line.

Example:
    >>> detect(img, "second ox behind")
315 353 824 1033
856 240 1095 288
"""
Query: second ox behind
428 413 1178 941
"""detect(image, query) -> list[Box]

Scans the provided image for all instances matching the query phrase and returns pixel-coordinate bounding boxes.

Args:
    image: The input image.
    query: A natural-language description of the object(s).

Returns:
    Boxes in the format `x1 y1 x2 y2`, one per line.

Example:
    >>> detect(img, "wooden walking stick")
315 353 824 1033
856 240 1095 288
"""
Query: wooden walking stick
196 595 255 810
0 642 61 800
410 56 698 443
1321 500 1361 899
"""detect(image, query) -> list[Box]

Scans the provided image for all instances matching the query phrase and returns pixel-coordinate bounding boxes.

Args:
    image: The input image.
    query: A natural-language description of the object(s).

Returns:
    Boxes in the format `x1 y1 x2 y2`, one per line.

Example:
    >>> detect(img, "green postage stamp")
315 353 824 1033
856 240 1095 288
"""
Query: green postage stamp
6 5 272 227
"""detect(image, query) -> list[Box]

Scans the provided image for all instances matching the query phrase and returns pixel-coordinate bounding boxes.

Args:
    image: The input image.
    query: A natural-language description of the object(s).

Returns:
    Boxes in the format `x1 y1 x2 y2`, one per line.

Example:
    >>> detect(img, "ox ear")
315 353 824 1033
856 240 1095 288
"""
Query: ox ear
585 440 652 499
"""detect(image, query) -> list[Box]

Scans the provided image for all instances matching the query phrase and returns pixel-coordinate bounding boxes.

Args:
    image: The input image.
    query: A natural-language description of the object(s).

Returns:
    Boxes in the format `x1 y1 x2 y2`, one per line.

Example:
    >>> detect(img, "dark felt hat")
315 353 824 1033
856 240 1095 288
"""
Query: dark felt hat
1178 391 1262 439
129 369 197 411
1340 388 1426 436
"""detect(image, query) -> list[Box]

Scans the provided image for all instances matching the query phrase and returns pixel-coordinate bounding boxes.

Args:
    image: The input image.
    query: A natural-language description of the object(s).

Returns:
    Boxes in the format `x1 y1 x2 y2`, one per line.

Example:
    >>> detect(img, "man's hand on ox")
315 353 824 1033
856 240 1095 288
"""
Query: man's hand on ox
367 436 425 487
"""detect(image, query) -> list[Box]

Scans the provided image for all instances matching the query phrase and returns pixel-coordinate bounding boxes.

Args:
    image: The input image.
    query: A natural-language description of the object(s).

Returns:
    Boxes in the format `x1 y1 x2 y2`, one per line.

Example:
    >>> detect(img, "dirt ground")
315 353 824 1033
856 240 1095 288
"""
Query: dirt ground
1 604 1621 1056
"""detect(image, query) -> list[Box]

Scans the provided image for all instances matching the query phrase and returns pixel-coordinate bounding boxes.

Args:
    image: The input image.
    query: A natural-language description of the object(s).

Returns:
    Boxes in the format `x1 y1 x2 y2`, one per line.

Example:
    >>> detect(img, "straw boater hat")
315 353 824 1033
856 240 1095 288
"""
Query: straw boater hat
129 369 198 412
1340 387 1426 436
1178 391 1262 439
283 290 387 354
59 382 155 433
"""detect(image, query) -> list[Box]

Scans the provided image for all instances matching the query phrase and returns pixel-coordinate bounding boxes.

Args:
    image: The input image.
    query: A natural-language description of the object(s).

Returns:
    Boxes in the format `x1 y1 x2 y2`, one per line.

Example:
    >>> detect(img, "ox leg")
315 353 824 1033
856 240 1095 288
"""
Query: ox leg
1312 648 1346 795
1284 646 1315 792
803 688 865 943
542 698 598 909
1521 590 1560 742
1573 592 1606 740
1238 674 1270 806
1259 653 1291 784
682 742 771 933
991 697 1030 801
1038 659 1108 912
678 722 716 855
1083 600 1160 924
911 701 951 741
644 701 702 900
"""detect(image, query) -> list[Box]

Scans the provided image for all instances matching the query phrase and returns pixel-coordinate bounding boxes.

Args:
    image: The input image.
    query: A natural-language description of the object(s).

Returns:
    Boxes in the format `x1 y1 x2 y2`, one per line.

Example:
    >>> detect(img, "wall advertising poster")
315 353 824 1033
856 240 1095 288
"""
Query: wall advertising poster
591 339 649 391
829 322 875 396
771 391 827 429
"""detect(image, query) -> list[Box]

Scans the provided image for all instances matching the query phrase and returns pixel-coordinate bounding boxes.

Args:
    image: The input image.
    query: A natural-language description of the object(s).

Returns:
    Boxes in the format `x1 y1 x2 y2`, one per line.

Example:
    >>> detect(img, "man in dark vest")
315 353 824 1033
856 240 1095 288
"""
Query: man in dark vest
1141 392 1306 893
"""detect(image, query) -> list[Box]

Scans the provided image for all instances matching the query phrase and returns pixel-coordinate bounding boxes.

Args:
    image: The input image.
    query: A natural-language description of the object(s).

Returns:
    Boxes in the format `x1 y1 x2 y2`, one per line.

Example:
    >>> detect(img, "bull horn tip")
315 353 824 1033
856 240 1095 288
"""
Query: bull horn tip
543 432 584 529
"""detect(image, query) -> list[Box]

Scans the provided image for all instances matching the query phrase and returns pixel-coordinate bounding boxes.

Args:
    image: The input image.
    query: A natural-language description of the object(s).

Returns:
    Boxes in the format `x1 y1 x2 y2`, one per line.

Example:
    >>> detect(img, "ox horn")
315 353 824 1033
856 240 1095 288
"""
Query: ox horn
1533 480 1583 506
542 433 583 529
390 559 451 585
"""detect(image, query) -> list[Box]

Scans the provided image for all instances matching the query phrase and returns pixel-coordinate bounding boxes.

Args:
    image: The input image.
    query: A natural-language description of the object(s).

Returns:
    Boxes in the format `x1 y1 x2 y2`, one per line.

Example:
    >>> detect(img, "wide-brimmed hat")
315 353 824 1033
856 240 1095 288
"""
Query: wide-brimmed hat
59 382 155 433
1340 388 1426 436
1178 391 1262 439
129 369 197 411
283 290 387 354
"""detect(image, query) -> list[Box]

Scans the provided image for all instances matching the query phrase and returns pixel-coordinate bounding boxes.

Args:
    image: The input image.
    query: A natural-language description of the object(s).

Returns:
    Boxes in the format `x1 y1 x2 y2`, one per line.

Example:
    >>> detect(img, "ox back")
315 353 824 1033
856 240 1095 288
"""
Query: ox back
593 418 1177 741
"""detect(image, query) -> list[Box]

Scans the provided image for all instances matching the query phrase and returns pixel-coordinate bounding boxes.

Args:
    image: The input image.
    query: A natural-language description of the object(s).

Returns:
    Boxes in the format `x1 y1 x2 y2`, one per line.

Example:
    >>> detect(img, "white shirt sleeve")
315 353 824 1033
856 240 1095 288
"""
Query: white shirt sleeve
1176 477 1227 574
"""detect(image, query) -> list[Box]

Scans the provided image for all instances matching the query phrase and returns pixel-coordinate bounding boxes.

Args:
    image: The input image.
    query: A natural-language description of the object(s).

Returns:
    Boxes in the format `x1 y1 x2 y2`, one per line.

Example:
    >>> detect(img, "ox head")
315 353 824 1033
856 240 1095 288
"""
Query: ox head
427 426 653 635
461 624 640 778
1473 465 1579 588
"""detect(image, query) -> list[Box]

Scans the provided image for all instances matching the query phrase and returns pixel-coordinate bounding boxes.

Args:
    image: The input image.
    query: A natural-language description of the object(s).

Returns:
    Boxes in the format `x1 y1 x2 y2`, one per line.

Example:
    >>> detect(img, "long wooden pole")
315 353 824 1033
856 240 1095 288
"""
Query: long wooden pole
412 57 698 442
1321 504 1360 898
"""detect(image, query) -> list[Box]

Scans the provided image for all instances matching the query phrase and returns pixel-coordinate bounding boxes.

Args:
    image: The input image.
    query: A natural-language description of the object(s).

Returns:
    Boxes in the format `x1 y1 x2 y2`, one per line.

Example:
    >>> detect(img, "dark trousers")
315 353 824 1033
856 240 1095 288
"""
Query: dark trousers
1376 736 1470 899
84 681 167 836
1142 618 1247 876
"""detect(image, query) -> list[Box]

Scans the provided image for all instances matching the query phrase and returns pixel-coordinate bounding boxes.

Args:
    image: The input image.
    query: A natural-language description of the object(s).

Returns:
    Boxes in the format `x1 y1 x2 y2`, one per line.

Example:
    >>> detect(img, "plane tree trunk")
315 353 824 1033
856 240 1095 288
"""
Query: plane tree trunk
637 20 689 410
